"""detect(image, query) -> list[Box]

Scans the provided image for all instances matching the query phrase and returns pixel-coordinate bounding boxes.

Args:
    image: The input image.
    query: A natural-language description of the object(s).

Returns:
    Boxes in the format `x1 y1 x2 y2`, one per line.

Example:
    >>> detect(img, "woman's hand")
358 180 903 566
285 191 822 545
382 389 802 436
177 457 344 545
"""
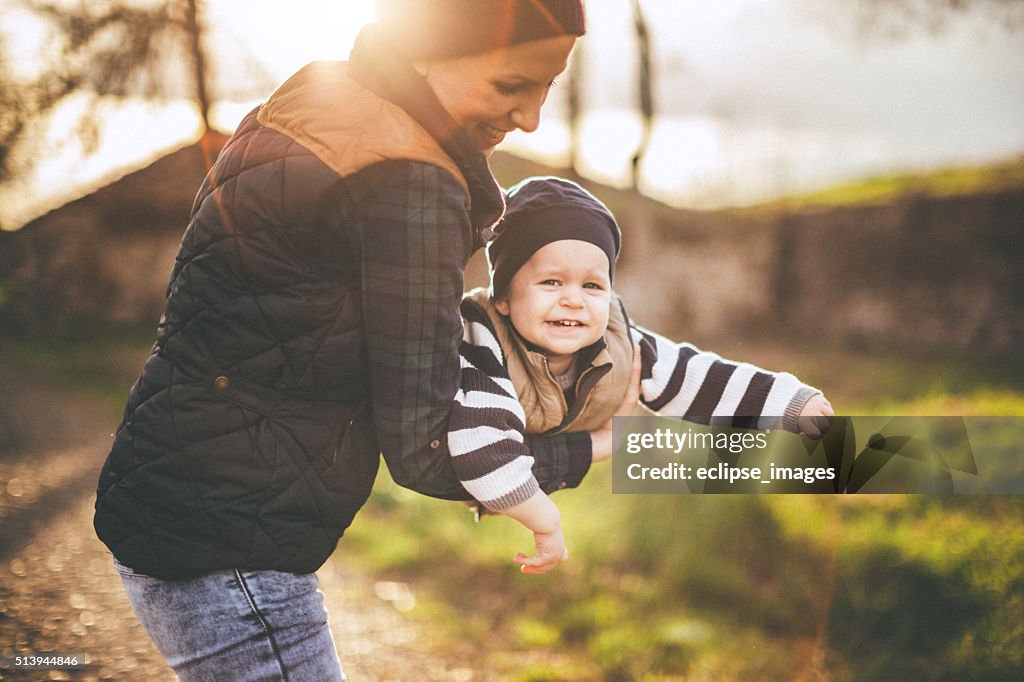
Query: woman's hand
796 393 835 439
590 345 643 463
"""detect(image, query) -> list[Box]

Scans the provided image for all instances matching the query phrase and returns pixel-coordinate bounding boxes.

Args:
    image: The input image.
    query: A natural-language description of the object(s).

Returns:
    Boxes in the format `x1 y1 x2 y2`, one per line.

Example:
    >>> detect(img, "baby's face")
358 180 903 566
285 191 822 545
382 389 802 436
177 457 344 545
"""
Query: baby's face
495 239 611 375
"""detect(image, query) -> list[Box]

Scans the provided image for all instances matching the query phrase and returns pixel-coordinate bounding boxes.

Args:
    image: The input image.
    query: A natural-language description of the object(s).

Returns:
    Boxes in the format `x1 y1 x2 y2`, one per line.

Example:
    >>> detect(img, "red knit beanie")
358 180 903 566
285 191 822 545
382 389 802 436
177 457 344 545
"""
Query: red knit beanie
375 0 586 60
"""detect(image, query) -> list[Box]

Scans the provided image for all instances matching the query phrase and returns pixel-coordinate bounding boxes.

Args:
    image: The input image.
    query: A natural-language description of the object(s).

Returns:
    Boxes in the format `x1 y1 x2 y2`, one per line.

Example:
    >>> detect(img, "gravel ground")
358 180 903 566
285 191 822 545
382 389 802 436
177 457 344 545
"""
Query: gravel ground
0 361 486 682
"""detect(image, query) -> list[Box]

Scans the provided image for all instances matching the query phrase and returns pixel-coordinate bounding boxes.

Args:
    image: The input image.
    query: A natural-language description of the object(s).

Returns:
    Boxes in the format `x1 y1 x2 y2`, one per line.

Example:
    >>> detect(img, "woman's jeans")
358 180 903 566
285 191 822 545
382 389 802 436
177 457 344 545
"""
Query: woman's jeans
115 559 345 681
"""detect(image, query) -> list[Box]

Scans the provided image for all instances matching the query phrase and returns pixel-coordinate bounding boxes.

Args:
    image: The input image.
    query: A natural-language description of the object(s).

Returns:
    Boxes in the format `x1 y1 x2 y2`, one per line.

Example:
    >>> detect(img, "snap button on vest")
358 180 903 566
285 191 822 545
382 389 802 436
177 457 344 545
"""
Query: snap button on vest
429 439 441 449
214 375 231 391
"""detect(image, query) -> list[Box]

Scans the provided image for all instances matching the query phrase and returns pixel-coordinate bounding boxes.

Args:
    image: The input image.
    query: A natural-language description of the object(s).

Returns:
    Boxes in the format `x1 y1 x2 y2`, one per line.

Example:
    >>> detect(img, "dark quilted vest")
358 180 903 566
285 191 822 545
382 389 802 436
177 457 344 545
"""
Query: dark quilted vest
94 61 473 579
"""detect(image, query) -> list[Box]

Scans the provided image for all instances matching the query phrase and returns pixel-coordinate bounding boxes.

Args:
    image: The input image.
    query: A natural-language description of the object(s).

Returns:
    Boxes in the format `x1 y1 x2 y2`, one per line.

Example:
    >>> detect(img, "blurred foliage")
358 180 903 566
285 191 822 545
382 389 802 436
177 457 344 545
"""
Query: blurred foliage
2 0 185 182
0 0 269 192
0 317 153 415
734 343 1024 417
346 469 1024 680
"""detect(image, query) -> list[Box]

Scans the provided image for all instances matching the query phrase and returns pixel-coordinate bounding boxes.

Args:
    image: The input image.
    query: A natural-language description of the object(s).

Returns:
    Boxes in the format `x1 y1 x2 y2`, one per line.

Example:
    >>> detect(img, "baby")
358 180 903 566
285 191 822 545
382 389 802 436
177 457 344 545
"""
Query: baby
449 177 833 573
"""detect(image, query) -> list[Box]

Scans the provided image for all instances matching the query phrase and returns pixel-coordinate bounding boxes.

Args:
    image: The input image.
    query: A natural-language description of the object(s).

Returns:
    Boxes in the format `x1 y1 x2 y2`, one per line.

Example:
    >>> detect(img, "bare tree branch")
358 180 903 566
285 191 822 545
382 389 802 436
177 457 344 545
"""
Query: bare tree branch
0 0 262 184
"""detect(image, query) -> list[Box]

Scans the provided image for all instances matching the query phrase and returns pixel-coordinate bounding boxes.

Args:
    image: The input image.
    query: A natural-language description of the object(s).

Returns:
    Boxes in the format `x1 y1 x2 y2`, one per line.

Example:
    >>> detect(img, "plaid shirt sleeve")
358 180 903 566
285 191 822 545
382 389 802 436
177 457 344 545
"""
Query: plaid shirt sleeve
353 162 591 499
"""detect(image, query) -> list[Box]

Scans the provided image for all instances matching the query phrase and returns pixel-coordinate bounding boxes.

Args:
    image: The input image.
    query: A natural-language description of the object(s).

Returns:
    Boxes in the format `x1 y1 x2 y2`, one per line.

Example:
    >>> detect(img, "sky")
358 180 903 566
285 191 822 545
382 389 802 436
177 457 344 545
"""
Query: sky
1 0 1022 228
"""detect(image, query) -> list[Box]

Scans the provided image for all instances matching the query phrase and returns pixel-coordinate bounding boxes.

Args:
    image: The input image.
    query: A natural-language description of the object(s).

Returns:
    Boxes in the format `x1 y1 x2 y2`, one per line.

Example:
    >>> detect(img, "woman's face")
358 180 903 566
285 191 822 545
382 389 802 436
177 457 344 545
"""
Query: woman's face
418 35 577 154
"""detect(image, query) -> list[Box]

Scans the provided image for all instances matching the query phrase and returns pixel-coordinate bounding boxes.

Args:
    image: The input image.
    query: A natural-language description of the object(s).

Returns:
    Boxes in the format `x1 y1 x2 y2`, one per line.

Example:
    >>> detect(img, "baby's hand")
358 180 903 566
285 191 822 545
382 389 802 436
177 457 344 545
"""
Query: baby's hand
515 527 568 575
501 492 568 574
797 394 835 439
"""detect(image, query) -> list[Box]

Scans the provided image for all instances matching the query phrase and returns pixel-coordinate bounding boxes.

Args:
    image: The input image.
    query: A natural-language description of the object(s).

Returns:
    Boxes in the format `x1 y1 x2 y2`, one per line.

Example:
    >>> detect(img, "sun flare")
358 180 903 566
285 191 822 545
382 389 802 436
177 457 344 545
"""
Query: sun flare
212 0 376 80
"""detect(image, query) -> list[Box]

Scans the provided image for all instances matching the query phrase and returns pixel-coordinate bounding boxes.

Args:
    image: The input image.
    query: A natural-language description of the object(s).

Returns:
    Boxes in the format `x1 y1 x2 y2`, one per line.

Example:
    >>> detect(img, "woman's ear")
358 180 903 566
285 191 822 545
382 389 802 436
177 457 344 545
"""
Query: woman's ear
494 295 510 316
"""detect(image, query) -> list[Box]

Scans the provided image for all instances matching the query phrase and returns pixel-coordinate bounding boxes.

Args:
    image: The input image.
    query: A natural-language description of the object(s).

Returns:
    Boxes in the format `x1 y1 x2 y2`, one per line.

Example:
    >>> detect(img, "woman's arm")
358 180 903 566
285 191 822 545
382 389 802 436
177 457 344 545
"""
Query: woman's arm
354 162 590 499
353 162 470 498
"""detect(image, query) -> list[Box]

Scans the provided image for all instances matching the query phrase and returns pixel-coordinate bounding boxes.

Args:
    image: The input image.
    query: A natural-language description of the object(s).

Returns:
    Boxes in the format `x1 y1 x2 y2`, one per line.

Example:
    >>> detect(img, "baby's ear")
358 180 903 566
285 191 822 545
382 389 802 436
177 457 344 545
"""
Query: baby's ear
494 295 511 316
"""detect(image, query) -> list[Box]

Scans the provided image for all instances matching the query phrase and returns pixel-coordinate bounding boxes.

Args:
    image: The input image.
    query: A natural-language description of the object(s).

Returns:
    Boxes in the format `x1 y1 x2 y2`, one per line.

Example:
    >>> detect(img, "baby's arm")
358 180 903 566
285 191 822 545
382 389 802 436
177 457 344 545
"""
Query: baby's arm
449 299 577 570
501 491 567 574
631 326 832 436
449 356 568 572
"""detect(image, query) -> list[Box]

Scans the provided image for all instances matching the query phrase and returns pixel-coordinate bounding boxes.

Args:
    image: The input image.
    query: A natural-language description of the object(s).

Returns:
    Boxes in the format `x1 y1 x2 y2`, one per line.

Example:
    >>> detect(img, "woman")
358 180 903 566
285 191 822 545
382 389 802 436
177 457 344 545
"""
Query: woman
93 2 597 679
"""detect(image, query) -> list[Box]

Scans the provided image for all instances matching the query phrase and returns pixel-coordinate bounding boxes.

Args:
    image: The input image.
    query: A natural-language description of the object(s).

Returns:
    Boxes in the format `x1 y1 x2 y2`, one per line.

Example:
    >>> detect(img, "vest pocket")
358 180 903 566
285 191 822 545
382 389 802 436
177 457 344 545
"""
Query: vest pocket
319 413 379 499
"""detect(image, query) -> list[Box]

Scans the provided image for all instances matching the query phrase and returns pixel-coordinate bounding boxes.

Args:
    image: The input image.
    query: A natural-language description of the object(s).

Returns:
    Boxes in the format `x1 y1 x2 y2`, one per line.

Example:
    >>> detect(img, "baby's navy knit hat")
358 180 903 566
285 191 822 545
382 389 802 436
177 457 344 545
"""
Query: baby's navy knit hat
488 176 621 298
375 0 586 60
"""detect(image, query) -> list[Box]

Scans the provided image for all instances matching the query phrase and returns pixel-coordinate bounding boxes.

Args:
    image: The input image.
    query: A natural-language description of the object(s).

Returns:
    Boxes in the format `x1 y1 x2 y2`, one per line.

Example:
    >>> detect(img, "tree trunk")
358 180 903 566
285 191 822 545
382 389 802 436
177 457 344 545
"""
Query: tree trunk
184 0 211 134
631 0 654 190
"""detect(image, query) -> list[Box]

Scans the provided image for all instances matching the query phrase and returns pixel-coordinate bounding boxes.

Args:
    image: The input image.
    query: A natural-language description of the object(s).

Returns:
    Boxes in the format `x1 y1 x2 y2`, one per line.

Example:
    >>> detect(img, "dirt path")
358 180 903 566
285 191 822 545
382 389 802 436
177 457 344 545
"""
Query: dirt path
0 361 485 681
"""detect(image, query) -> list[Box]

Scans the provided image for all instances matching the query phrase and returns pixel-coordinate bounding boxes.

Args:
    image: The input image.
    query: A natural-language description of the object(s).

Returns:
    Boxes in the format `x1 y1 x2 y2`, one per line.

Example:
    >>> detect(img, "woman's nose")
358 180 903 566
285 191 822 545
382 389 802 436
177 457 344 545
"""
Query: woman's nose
510 88 548 133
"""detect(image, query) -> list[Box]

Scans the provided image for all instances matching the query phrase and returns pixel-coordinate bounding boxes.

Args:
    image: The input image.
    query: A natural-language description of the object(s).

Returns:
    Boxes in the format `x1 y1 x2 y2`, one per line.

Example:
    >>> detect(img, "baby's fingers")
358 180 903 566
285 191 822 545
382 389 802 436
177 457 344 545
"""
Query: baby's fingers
797 394 835 439
798 413 834 440
514 548 568 575
821 397 835 417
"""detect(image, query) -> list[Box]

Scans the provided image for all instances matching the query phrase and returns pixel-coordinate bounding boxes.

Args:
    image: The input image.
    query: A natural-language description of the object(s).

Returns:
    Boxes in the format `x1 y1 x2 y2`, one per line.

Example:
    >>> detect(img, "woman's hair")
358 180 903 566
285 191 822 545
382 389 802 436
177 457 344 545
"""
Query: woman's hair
375 0 586 60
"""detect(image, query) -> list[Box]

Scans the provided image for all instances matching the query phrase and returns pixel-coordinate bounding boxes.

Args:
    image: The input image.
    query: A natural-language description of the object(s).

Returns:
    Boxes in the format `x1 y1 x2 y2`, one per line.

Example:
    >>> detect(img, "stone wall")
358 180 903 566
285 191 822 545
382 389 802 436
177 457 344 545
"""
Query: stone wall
0 135 224 332
2 143 1021 358
772 193 1023 355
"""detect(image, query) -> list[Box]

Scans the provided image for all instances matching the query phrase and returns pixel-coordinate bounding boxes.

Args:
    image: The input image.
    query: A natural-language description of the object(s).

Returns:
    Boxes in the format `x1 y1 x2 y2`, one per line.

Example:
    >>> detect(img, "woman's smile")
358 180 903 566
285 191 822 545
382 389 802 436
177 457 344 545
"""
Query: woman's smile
478 122 509 147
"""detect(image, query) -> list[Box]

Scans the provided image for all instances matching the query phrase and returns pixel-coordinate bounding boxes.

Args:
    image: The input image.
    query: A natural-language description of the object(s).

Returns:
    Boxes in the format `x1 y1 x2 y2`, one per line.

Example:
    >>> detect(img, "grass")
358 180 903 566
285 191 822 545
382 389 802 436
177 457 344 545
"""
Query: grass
705 338 1024 417
0 318 153 417
758 155 1024 210
336 343 1024 680
343 468 1024 680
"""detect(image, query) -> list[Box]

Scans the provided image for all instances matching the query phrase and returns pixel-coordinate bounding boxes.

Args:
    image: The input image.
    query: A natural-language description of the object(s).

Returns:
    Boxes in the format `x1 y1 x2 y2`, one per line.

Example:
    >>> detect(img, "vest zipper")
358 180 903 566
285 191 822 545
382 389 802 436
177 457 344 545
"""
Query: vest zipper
540 355 570 416
548 363 608 436
575 366 596 398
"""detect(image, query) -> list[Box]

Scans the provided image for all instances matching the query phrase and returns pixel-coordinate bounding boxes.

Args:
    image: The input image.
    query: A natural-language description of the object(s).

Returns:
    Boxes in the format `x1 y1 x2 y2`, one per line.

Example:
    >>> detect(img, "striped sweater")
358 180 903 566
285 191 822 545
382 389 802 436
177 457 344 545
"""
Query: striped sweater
450 296 821 510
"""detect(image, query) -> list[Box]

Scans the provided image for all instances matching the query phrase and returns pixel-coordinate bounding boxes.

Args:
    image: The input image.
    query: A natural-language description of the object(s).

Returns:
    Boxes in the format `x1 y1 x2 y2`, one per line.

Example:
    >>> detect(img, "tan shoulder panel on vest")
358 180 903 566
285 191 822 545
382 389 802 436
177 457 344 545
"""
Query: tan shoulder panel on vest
256 61 469 195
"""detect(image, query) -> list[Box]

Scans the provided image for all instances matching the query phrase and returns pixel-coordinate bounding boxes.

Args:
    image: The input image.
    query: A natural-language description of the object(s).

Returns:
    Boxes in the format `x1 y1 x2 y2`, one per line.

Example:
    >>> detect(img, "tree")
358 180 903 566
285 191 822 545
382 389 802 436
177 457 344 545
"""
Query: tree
0 0 232 188
564 0 655 189
565 38 584 178
630 0 653 191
